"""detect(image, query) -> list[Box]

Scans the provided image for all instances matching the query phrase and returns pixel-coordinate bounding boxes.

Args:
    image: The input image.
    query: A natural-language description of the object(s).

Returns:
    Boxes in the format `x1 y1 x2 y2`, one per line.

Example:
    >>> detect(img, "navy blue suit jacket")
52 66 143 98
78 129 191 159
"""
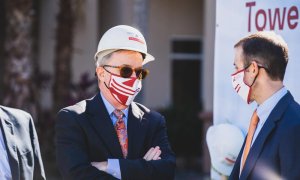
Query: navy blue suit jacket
55 93 176 180
0 106 46 180
230 92 300 180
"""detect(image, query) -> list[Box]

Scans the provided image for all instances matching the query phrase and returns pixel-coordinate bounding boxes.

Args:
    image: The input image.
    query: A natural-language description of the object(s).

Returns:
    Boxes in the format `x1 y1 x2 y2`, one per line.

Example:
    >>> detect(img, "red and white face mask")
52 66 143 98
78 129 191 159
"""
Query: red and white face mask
231 69 251 104
106 73 142 106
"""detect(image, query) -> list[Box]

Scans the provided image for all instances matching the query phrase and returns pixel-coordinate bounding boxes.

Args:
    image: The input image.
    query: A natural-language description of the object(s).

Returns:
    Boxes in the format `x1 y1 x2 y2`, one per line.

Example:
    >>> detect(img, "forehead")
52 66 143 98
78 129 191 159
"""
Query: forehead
108 50 143 66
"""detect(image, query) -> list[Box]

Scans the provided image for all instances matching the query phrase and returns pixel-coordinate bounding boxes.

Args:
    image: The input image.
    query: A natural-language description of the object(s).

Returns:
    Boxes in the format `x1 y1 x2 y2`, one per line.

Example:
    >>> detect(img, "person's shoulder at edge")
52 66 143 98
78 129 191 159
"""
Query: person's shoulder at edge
132 101 165 122
277 94 300 135
0 105 32 124
57 96 96 116
283 95 300 124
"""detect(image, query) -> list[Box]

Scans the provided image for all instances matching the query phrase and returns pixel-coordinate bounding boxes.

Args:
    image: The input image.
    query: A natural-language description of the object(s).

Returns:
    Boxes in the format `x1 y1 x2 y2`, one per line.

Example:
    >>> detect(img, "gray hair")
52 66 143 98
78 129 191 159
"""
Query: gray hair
95 52 114 67
95 49 144 67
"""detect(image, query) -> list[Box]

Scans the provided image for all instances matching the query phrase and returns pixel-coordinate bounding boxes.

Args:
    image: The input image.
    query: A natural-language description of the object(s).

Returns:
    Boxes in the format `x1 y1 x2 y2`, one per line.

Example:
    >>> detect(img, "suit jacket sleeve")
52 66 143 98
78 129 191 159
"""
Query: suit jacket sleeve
55 109 118 180
28 115 46 180
279 124 300 179
119 115 176 180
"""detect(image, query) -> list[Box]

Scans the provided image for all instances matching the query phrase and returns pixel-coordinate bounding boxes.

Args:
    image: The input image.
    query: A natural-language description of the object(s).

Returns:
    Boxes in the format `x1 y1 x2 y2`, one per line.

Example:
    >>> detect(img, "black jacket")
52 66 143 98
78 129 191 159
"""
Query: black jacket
55 93 176 180
230 92 300 180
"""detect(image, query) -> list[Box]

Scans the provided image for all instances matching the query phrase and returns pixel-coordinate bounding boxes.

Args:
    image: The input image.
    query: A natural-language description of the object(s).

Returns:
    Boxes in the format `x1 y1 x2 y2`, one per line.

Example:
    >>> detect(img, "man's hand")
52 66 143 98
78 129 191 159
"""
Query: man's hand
91 161 108 172
91 146 161 172
143 146 161 161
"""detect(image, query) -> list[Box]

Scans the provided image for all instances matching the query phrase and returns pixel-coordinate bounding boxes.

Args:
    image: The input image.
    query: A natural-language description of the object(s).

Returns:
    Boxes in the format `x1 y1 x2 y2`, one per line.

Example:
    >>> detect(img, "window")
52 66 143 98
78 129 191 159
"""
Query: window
171 37 203 106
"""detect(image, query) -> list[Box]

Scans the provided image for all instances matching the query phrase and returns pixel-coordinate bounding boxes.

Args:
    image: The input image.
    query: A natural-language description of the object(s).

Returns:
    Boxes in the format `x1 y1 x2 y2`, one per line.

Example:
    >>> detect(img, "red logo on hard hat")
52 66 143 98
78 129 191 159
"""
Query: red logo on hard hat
129 37 144 44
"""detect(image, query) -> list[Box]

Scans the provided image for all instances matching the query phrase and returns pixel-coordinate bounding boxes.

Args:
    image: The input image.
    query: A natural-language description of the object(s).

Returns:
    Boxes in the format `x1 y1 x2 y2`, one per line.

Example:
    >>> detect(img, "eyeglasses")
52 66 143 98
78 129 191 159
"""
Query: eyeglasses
244 61 270 72
102 65 149 79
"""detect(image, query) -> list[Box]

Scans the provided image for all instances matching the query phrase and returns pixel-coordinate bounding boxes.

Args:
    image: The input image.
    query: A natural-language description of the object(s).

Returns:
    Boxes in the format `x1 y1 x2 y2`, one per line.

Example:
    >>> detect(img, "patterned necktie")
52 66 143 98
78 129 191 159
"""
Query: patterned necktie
113 109 128 158
241 110 260 170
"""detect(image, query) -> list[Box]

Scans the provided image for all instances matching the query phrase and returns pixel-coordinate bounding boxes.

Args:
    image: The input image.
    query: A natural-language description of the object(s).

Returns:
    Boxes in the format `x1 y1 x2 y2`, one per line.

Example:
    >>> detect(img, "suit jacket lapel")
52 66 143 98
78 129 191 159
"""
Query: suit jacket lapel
127 102 147 159
240 92 293 179
240 120 276 179
0 108 20 180
86 93 123 158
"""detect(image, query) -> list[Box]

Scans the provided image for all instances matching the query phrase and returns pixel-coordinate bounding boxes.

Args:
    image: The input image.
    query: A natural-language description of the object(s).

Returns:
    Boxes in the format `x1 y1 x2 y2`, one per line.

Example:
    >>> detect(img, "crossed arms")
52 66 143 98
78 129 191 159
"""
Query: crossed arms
55 109 175 180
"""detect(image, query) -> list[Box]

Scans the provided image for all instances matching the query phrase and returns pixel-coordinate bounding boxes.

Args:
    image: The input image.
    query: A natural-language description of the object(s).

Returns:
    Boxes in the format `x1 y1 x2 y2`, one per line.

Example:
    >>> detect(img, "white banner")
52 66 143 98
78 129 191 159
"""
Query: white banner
214 0 300 133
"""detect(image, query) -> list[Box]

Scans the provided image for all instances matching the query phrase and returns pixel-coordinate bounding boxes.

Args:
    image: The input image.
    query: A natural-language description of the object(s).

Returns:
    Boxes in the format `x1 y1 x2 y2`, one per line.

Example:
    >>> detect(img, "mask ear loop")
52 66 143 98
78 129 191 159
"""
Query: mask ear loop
245 62 259 87
104 76 112 90
101 67 112 90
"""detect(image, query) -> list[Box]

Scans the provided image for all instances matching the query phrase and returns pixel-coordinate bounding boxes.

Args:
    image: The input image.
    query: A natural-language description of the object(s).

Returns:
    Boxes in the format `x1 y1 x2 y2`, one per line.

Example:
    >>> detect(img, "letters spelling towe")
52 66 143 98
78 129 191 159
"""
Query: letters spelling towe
246 1 299 32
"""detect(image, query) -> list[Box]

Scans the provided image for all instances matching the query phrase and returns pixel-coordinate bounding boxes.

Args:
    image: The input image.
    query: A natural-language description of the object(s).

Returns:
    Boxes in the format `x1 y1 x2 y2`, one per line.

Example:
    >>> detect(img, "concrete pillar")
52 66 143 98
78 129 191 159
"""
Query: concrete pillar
202 0 216 175
132 0 150 103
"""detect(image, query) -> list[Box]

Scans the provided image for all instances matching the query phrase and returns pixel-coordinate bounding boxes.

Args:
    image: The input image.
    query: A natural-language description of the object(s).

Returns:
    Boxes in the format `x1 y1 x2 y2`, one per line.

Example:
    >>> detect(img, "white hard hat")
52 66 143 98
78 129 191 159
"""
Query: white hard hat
206 123 245 176
94 25 155 65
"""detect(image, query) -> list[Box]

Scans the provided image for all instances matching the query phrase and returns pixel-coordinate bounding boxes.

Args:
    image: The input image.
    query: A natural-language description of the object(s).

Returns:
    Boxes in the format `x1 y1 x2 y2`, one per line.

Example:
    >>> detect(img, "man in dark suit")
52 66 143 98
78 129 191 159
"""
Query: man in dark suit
55 25 176 180
230 31 300 179
0 105 46 180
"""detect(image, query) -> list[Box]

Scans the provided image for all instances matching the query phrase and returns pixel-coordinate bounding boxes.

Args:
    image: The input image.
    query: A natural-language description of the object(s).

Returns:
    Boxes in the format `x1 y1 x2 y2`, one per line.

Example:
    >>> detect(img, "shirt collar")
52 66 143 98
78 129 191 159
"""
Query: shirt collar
256 86 287 124
100 92 129 118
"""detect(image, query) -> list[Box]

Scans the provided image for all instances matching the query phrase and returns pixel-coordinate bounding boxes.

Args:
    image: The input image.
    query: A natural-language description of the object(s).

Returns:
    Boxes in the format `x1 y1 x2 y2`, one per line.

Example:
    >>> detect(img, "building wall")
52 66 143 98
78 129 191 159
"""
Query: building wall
38 0 212 111
146 0 204 109
202 0 216 173
98 0 204 109
203 0 216 112
38 0 58 109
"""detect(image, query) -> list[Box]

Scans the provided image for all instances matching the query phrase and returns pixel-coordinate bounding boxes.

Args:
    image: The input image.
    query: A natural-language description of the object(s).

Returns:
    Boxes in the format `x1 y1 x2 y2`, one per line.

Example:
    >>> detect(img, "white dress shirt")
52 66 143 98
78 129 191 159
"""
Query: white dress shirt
253 87 287 144
0 127 12 180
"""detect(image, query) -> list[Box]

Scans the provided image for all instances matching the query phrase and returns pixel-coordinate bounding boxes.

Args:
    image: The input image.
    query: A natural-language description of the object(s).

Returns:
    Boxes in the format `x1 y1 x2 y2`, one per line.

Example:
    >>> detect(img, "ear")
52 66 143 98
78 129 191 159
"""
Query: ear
249 61 259 77
96 67 105 82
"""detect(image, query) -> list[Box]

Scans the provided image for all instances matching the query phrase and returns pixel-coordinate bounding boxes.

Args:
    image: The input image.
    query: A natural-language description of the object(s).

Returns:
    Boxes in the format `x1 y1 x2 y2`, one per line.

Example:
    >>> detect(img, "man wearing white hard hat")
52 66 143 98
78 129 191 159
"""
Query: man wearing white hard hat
55 25 176 180
206 124 244 180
